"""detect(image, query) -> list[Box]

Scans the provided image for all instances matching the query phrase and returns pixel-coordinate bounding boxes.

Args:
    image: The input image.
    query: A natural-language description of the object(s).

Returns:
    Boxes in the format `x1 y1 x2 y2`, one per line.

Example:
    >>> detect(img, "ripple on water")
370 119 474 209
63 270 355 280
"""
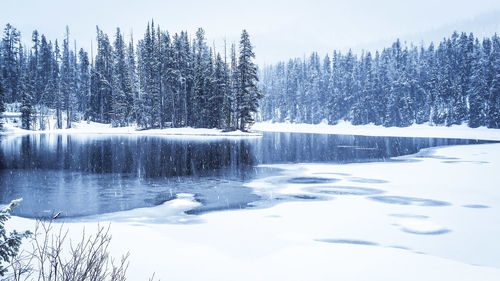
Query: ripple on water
347 177 388 184
463 204 490 209
388 245 412 251
292 194 319 200
393 217 452 236
368 196 451 207
442 160 489 164
313 172 351 176
287 177 339 184
316 239 379 246
309 185 384 196
389 214 429 219
401 227 451 235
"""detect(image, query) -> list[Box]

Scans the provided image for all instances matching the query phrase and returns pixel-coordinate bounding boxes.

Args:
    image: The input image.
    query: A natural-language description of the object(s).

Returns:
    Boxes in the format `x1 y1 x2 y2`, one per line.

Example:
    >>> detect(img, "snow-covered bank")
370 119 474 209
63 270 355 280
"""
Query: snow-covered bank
7 142 500 281
253 121 500 141
1 121 262 137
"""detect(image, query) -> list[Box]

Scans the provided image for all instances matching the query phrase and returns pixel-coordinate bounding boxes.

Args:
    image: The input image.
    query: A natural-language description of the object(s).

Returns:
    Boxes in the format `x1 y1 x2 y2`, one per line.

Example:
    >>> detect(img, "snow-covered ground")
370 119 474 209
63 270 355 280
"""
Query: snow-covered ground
253 121 500 141
7 142 500 281
1 121 262 137
4 113 500 140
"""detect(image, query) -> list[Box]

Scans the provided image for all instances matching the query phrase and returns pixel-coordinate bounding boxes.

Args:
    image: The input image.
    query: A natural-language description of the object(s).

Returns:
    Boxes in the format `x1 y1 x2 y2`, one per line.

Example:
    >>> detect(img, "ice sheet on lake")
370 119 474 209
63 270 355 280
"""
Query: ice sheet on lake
7 142 500 281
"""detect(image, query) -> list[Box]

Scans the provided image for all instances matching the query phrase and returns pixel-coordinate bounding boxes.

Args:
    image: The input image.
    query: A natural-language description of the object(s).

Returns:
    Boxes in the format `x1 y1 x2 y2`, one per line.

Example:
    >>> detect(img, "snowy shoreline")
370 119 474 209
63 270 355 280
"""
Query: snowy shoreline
6 142 500 281
253 121 500 141
0 121 263 137
3 120 500 140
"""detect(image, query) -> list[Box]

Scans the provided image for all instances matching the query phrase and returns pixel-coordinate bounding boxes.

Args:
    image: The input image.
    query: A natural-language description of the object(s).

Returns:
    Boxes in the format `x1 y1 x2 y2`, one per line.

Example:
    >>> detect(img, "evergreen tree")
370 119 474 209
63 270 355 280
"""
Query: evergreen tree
193 28 210 128
38 34 52 129
0 73 4 129
212 53 226 128
53 39 62 129
60 26 74 128
111 28 131 126
221 43 233 128
92 26 113 123
6 23 498 131
487 35 500 128
1 24 21 103
78 48 90 119
259 32 499 129
19 46 33 130
468 39 487 127
127 34 141 126
236 30 262 131
229 43 239 128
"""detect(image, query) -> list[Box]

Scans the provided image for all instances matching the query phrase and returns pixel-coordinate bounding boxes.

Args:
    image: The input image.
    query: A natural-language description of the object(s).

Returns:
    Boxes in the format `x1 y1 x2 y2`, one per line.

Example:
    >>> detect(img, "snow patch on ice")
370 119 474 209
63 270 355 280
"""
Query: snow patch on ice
78 193 201 224
368 195 452 207
396 218 451 235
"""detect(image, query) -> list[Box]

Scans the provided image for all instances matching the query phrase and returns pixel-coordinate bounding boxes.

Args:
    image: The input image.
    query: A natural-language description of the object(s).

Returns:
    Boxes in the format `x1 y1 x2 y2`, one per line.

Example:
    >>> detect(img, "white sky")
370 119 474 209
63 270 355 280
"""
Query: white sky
2 0 500 65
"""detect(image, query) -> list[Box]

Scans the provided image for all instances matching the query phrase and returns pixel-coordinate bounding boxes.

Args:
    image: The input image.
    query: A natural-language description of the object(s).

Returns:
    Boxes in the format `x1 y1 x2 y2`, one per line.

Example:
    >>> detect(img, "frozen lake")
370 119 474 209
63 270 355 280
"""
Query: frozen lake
0 132 490 218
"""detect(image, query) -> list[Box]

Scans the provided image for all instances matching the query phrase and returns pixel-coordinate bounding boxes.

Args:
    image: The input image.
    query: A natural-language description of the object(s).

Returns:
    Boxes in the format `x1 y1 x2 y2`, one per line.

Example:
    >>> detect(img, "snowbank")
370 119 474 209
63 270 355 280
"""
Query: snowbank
7 142 500 281
253 121 500 141
1 121 262 137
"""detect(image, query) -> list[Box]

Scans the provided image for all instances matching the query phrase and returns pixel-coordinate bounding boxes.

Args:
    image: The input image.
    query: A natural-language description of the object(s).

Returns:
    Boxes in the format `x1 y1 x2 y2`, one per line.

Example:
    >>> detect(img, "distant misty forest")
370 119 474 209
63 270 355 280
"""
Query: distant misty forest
259 32 500 128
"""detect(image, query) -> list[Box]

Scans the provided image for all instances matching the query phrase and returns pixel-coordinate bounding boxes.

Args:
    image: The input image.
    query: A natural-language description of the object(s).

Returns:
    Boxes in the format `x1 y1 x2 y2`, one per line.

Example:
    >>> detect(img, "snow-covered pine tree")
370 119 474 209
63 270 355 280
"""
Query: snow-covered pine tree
229 43 239 129
127 34 142 126
237 30 262 131
38 34 52 129
193 28 210 128
487 34 500 128
137 23 154 128
92 27 113 124
159 30 176 129
319 54 331 122
150 22 162 128
78 48 90 119
111 28 130 127
1 24 21 103
212 53 226 128
19 45 33 130
0 71 4 129
30 30 42 129
221 42 233 129
60 26 74 128
205 48 216 128
53 39 63 129
467 38 487 128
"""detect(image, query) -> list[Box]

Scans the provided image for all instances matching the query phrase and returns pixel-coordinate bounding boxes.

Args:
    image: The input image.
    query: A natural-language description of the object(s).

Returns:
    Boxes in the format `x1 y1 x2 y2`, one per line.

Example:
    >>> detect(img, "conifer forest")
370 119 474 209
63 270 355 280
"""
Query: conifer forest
260 33 500 128
0 23 261 131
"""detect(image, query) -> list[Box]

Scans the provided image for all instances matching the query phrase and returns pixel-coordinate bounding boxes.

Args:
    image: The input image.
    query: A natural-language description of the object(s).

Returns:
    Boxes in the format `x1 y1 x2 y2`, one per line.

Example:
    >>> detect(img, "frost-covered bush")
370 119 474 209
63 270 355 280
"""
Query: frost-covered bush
0 199 31 276
10 222 130 281
1 201 157 281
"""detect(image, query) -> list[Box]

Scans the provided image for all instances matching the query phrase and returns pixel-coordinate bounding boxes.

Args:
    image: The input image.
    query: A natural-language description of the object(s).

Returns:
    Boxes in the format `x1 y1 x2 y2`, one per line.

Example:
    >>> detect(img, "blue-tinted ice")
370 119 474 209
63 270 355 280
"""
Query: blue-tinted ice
0 132 489 218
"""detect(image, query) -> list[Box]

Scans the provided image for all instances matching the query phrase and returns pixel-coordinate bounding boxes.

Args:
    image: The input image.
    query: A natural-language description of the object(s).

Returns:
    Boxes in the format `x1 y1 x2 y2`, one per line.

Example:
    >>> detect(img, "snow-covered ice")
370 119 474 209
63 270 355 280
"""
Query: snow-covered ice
7 141 500 281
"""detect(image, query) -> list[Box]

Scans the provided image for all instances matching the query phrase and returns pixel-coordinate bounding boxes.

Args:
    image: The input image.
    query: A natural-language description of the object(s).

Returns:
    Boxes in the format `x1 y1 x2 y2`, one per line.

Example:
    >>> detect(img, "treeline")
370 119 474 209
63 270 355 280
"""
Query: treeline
0 23 262 131
259 32 500 128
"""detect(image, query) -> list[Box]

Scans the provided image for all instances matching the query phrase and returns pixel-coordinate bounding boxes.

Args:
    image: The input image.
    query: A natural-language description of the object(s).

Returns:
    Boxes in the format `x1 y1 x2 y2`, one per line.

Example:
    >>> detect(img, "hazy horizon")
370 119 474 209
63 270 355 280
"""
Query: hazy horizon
2 0 500 65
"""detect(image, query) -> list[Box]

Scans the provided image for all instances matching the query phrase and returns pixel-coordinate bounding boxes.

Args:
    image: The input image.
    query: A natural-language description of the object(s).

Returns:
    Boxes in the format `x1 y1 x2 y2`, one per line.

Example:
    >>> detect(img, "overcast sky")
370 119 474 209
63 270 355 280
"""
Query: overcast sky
2 0 500 65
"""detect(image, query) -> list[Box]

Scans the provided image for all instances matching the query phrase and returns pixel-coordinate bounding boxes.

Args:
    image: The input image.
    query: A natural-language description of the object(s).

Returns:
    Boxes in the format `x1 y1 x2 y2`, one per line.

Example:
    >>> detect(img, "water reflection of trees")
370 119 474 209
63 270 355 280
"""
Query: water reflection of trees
256 133 481 164
1 135 256 178
0 133 484 178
